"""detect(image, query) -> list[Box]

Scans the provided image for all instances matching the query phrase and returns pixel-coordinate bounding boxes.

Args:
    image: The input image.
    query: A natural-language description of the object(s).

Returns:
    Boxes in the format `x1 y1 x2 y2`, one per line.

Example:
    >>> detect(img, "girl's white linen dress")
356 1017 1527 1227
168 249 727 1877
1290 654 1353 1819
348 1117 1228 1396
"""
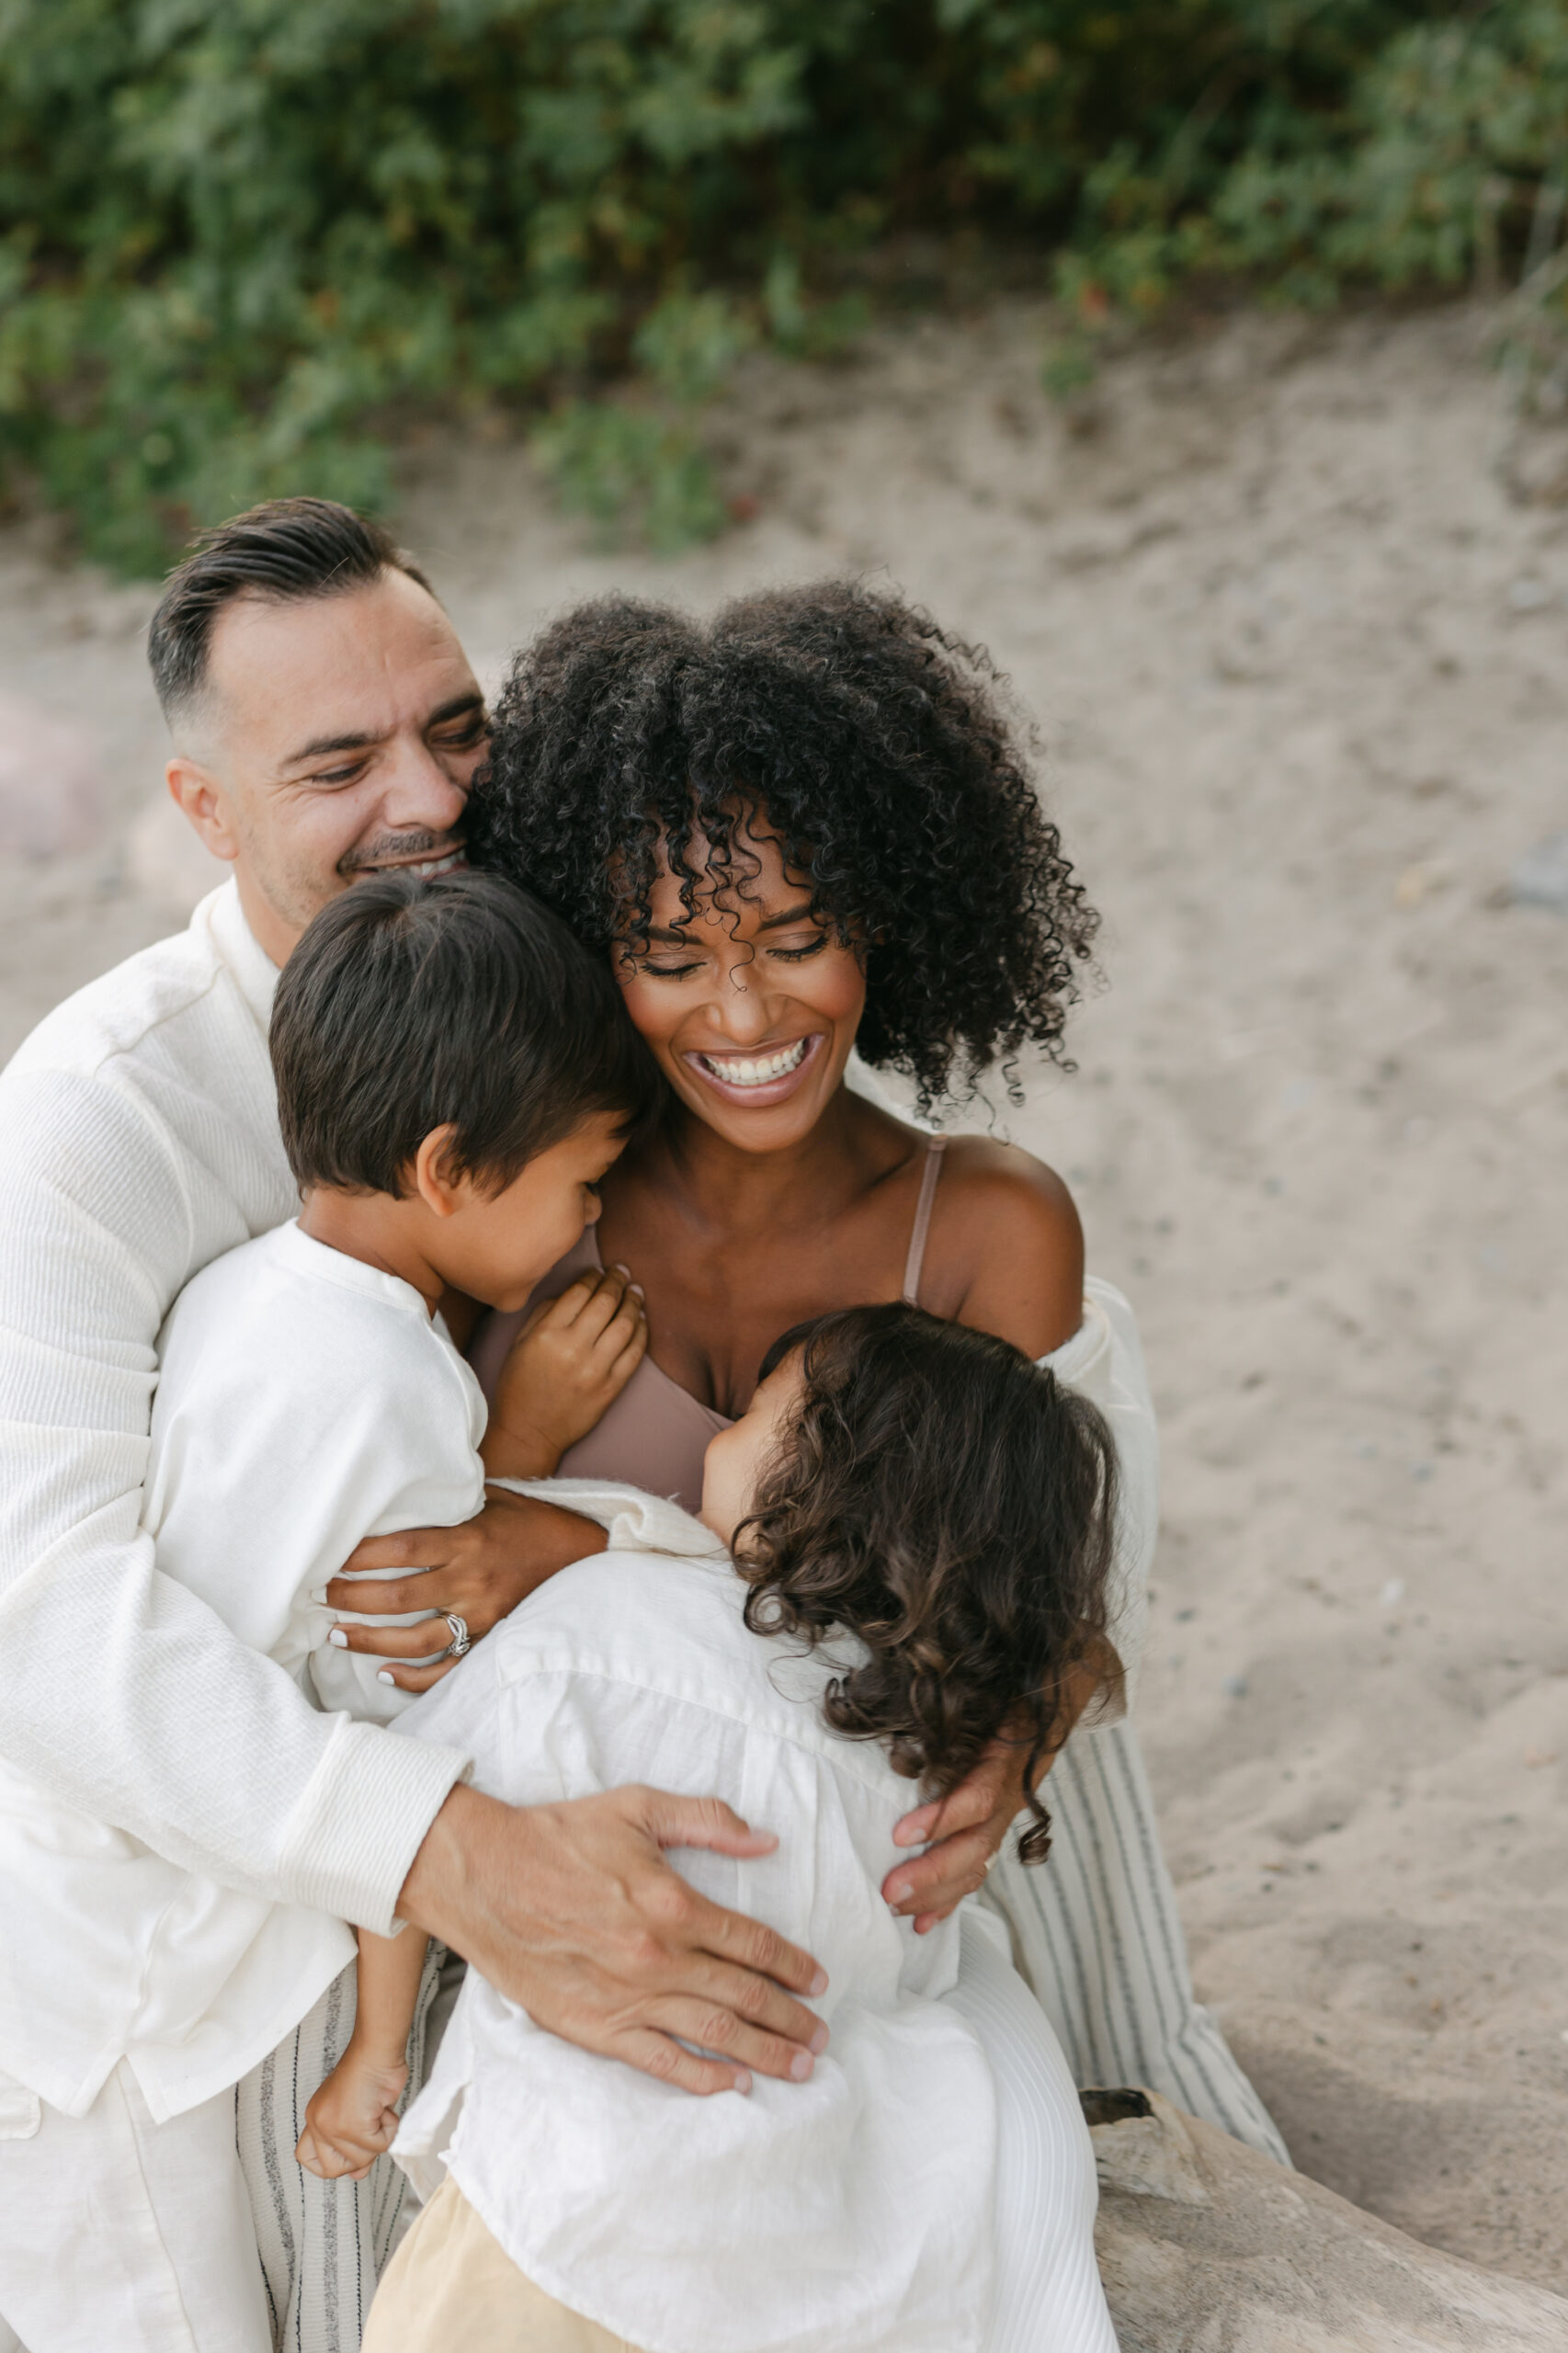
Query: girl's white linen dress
390 1480 1119 2353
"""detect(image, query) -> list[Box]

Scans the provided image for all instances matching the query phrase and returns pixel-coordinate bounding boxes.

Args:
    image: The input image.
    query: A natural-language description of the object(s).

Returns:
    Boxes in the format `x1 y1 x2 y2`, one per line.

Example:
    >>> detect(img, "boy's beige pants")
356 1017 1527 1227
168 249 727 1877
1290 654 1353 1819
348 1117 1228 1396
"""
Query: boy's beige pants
362 2176 647 2353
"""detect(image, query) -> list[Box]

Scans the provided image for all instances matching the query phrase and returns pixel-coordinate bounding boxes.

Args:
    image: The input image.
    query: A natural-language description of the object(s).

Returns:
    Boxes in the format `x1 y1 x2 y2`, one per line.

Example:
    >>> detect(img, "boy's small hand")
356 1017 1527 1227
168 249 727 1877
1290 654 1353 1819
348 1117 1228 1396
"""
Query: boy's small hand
481 1266 648 1480
295 2046 409 2184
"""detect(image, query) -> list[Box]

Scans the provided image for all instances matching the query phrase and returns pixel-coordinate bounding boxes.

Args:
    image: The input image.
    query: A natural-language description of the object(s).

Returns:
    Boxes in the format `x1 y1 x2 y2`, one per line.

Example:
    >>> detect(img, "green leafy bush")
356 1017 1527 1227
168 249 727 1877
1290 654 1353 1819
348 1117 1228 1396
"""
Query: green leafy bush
0 2 1561 571
1054 6 1568 336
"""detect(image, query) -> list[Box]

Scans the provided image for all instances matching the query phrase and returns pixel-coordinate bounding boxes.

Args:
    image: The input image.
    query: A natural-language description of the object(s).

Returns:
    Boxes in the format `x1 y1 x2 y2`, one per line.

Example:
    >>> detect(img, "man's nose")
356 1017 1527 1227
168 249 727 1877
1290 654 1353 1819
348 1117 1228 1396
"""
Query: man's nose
380 736 471 836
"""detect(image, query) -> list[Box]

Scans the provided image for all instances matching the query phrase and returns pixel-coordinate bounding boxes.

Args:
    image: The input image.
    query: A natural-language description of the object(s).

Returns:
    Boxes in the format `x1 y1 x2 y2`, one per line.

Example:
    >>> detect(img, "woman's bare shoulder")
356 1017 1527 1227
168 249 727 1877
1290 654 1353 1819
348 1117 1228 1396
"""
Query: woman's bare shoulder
930 1134 1085 1357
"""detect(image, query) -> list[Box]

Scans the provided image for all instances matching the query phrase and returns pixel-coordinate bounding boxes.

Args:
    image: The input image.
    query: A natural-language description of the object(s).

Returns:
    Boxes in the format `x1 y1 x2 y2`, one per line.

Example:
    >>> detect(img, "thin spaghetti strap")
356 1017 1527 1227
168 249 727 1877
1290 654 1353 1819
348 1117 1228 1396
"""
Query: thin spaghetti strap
901 1135 948 1306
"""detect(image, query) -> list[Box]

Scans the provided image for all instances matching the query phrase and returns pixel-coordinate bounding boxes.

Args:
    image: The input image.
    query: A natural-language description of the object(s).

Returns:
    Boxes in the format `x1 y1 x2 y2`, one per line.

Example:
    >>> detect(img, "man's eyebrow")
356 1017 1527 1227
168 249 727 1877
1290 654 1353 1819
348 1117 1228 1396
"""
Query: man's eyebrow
426 690 486 731
280 690 486 768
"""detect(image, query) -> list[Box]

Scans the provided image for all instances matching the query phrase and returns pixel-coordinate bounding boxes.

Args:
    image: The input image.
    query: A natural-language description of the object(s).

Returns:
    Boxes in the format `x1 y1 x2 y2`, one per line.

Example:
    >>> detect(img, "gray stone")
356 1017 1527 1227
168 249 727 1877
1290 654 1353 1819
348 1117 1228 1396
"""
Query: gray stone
1508 831 1568 914
1090 2090 1568 2350
127 790 228 913
0 691 101 856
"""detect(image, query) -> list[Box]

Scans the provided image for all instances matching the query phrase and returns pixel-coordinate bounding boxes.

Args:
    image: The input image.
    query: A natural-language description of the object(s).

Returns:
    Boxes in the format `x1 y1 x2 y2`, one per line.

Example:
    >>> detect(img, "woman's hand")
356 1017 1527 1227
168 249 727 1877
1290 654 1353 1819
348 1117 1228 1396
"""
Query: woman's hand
882 1739 1031 1934
325 1488 603 1692
481 1265 647 1481
884 1655 1108 1930
296 2044 408 2183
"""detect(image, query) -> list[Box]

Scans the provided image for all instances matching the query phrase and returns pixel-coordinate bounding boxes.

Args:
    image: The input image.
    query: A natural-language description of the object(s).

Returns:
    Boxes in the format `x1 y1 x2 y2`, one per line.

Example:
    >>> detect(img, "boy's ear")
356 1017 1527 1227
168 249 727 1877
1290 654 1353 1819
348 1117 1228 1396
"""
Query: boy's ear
411 1125 466 1217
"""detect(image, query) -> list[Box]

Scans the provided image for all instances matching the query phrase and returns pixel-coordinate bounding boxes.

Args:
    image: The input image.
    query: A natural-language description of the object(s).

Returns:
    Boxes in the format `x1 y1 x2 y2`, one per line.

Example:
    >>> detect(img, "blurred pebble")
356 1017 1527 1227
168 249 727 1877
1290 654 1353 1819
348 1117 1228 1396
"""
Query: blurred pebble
1509 830 1568 915
1222 1674 1249 1699
0 692 102 857
1381 1578 1405 1606
128 791 226 914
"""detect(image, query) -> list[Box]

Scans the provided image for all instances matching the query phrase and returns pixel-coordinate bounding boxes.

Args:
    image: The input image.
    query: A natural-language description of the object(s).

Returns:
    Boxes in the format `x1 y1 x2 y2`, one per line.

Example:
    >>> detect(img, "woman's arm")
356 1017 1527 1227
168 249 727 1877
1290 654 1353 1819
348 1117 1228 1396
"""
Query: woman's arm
936 1139 1085 1359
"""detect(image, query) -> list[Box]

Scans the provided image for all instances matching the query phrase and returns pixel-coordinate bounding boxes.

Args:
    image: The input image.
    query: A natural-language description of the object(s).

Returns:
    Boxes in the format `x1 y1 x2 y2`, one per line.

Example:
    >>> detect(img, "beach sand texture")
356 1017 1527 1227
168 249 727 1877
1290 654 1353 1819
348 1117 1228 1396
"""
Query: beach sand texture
0 300 1562 2302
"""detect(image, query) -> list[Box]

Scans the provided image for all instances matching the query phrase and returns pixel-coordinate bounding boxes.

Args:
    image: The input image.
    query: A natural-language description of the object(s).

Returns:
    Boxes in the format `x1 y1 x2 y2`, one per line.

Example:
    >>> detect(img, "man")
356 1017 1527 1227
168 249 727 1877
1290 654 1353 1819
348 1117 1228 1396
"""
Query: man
0 503 837 2353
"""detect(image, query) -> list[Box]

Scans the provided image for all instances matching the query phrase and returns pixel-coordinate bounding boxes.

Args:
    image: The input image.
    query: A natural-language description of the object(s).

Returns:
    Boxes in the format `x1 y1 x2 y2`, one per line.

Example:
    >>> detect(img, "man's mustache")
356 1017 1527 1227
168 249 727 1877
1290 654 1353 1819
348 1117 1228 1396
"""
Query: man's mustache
336 831 467 878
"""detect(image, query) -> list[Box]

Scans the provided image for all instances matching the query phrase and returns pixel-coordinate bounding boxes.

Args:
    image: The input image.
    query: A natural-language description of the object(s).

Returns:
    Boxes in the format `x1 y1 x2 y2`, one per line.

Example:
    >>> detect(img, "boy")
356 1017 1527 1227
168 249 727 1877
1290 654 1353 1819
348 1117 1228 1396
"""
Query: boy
0 870 657 2352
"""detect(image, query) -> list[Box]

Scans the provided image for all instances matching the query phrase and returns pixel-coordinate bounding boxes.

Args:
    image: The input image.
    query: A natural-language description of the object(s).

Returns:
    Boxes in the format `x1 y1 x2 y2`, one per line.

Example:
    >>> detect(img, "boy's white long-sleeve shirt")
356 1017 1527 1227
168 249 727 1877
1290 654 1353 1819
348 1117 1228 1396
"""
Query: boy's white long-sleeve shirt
0 1213 486 2121
0 887 467 2080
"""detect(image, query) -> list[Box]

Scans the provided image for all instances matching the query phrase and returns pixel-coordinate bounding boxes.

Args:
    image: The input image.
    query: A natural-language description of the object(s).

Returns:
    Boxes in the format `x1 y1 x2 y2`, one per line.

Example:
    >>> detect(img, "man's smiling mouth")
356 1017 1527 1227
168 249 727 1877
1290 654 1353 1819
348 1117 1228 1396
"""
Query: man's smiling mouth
398 849 466 879
347 843 468 881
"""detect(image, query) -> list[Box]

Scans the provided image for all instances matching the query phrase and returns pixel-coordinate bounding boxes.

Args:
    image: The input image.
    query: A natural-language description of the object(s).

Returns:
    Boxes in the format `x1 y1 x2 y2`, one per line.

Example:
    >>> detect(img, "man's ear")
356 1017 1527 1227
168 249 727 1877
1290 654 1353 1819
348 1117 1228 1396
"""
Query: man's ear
412 1125 466 1219
165 756 240 863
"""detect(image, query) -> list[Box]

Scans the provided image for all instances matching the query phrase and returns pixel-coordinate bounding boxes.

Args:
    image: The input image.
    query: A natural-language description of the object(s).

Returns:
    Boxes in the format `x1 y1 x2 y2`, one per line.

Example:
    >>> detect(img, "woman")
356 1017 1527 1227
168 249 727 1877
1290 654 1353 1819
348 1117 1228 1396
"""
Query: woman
342 580 1286 2161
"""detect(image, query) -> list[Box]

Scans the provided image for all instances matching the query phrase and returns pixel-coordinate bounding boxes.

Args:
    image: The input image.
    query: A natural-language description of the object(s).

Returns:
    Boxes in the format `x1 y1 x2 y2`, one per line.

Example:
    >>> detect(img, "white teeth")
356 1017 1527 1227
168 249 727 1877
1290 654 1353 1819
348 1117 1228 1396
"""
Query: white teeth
700 1039 810 1088
407 852 461 879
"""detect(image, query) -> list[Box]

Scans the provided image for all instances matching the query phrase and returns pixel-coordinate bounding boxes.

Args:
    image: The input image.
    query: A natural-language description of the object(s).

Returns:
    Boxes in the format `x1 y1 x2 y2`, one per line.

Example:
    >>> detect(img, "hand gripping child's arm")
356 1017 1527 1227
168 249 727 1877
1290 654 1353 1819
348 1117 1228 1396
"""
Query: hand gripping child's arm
296 1924 432 2182
480 1263 648 1481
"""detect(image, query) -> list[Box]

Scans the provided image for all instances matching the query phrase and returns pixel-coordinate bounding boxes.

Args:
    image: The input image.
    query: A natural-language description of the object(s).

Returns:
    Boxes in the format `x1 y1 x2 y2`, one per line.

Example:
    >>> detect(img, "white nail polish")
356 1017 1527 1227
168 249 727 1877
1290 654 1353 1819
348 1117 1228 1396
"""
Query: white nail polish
377 1670 396 1686
327 1628 348 1648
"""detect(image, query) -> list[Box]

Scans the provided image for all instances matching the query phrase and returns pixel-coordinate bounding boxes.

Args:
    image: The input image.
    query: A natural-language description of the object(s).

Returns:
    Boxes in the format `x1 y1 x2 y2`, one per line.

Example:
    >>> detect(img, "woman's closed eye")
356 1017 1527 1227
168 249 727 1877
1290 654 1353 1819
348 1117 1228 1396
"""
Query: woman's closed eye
637 935 828 979
639 955 707 981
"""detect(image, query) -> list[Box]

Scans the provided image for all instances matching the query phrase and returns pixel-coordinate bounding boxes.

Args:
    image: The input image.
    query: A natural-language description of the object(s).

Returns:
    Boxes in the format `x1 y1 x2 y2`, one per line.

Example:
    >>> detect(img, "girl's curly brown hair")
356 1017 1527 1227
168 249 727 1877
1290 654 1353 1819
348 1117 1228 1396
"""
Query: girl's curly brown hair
733 1303 1120 1864
467 579 1099 1109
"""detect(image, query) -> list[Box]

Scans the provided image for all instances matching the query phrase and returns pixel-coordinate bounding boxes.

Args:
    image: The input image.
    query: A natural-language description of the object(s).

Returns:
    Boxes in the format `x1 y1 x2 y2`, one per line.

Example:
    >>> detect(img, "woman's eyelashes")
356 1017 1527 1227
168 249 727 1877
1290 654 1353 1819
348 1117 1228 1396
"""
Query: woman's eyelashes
639 934 830 979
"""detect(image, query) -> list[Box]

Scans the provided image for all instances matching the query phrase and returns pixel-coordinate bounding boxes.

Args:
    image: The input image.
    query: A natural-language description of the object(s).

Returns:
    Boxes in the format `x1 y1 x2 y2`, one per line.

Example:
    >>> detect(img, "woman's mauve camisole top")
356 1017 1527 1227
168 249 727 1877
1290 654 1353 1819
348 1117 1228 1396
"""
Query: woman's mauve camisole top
467 1140 948 1515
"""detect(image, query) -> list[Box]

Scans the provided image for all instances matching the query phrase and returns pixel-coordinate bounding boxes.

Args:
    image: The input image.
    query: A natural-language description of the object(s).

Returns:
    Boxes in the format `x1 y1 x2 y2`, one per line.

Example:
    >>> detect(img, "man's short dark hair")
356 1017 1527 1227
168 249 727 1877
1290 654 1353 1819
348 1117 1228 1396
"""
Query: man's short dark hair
270 870 659 1198
147 497 435 726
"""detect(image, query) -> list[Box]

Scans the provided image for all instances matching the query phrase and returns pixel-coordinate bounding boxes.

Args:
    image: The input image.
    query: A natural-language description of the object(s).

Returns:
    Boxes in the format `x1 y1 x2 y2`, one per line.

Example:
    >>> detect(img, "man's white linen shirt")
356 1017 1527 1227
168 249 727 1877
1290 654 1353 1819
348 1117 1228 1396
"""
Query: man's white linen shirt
0 887 468 2097
394 1481 998 2353
0 1211 485 2120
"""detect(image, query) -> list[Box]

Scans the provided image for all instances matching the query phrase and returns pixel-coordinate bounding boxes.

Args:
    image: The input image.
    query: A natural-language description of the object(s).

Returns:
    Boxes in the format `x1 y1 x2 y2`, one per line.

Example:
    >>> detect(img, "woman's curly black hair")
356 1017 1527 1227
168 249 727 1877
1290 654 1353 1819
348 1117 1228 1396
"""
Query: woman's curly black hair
468 579 1099 1108
733 1302 1121 1865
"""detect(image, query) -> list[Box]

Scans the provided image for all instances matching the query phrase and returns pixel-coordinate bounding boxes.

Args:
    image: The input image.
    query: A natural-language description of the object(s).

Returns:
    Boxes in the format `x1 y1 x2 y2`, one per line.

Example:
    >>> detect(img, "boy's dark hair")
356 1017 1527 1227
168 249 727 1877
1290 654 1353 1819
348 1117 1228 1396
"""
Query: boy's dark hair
148 497 434 724
270 870 658 1198
736 1303 1120 1865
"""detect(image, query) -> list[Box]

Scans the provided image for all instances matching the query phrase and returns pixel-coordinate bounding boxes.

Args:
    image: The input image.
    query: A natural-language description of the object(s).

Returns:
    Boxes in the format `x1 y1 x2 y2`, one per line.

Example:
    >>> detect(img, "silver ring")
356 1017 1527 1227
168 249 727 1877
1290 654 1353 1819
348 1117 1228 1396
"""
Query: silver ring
444 1612 472 1660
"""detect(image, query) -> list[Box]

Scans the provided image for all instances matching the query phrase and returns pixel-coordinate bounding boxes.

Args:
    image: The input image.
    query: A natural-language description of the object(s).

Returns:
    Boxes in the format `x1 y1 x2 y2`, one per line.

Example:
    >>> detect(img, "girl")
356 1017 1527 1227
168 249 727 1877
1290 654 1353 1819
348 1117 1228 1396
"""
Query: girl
349 1302 1125 2353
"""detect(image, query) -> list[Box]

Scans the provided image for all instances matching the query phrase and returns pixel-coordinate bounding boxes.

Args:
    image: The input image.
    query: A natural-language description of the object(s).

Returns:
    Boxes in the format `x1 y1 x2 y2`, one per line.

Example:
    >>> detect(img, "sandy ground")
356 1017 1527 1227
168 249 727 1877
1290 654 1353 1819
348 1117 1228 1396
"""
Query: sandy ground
1 300 1563 2294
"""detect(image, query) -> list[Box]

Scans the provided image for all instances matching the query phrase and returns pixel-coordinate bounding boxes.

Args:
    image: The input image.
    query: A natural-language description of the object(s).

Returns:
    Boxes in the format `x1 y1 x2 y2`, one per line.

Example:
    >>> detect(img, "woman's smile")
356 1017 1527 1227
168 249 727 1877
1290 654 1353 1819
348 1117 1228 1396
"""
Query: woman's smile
685 1032 824 1105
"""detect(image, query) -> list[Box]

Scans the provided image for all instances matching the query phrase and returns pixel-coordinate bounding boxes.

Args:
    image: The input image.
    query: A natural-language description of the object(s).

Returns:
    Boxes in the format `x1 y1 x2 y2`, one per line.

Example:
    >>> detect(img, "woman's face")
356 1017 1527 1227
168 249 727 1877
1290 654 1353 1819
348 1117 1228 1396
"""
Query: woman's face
616 815 867 1154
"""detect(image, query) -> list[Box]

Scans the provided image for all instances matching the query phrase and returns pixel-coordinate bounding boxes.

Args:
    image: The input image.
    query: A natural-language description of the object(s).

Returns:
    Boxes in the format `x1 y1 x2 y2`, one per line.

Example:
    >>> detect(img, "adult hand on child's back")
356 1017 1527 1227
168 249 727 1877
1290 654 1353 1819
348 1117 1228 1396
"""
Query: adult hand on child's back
326 1485 603 1691
398 1783 831 2097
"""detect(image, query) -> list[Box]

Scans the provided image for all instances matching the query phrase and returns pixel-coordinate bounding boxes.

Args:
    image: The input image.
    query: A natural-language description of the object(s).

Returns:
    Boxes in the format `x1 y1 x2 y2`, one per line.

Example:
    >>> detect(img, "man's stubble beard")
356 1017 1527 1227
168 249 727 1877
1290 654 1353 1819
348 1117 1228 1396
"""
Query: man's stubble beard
241 823 471 943
335 824 467 881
